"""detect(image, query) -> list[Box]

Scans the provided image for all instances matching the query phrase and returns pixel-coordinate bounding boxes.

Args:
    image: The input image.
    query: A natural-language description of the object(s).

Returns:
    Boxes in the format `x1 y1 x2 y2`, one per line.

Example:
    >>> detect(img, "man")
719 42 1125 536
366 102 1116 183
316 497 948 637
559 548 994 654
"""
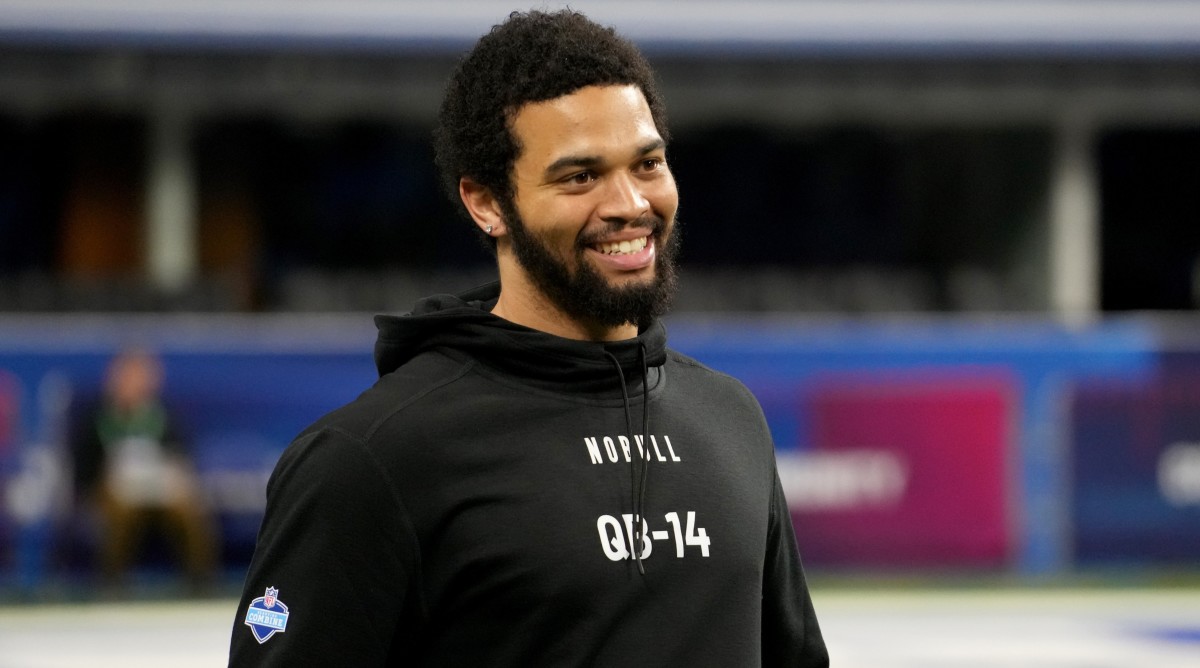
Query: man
230 9 827 666
72 348 217 591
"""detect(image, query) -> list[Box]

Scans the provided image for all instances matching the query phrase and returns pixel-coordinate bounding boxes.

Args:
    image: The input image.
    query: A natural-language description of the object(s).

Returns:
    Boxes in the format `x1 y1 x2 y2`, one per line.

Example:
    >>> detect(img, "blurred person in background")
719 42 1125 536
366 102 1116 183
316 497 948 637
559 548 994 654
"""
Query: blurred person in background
230 8 827 666
71 347 218 593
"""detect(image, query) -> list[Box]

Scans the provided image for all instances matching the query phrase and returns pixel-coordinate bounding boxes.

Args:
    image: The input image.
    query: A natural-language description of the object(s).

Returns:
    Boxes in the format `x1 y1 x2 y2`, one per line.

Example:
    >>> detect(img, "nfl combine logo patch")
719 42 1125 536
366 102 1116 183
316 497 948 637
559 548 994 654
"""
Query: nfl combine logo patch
244 586 290 644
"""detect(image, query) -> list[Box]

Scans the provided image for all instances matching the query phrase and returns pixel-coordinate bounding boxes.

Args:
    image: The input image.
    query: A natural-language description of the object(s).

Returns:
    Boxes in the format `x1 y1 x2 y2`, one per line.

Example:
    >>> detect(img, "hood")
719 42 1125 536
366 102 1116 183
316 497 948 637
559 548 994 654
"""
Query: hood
374 282 667 396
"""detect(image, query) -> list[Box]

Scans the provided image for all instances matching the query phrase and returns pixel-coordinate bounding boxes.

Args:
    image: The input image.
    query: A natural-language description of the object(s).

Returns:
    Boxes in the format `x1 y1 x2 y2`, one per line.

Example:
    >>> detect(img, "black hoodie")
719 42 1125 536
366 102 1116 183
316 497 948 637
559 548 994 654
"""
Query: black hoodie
229 283 828 667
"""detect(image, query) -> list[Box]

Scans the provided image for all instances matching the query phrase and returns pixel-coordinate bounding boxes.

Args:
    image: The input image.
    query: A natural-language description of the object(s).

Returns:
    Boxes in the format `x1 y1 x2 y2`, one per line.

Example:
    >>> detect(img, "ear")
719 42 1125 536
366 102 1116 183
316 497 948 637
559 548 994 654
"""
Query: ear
459 178 508 238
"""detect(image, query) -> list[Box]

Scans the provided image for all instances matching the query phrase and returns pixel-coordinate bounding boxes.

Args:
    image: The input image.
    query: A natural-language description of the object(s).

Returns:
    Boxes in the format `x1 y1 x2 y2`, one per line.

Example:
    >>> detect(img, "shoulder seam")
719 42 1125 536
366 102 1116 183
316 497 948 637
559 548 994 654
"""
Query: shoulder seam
363 357 479 442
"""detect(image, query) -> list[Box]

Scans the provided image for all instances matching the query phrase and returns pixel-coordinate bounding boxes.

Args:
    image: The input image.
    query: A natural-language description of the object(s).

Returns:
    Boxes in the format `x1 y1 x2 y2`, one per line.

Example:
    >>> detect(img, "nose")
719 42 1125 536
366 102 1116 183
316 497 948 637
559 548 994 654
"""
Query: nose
596 172 651 223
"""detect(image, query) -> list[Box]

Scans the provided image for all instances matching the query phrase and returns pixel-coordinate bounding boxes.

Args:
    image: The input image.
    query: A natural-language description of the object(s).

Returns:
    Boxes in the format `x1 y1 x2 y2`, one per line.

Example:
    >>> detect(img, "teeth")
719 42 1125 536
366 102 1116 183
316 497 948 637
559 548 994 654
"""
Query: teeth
597 236 648 255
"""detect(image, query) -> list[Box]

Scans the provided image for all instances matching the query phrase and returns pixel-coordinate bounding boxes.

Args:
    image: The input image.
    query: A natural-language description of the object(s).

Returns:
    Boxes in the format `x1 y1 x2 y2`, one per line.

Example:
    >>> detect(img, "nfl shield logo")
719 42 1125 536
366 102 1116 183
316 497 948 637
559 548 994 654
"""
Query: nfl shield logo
244 586 290 644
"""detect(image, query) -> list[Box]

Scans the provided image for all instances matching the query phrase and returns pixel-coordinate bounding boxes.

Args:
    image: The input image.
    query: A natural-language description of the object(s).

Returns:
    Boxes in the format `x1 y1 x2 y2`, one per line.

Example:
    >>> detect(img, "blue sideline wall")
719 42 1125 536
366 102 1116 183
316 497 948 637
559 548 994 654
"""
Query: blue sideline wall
0 313 1196 590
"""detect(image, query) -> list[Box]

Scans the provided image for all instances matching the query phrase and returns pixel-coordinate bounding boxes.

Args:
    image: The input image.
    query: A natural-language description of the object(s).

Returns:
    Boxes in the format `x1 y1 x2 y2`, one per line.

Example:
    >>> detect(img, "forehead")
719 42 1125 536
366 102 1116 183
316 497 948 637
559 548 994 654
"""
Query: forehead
509 84 661 167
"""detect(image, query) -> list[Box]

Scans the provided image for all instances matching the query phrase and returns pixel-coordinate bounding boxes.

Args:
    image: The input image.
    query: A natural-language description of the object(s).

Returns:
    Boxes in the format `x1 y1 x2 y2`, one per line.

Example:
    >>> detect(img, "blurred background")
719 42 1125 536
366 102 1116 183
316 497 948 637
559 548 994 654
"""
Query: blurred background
1 0 1199 664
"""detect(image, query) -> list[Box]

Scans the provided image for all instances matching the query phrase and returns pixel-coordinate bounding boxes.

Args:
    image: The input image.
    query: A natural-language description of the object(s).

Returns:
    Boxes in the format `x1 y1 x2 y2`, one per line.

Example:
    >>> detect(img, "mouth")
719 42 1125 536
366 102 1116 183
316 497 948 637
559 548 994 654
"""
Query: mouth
591 235 650 256
585 233 656 272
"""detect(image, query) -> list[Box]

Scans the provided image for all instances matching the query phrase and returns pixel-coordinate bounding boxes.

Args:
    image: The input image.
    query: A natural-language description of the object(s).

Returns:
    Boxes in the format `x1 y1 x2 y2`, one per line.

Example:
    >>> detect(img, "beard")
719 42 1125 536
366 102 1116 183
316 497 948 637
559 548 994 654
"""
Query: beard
500 202 681 331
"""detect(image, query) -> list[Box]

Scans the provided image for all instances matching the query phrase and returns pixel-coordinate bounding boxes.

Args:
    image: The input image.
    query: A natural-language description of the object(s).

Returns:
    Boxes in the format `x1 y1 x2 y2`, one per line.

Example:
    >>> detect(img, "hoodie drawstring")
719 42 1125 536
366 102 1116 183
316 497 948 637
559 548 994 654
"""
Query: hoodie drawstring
635 344 650 572
604 344 652 576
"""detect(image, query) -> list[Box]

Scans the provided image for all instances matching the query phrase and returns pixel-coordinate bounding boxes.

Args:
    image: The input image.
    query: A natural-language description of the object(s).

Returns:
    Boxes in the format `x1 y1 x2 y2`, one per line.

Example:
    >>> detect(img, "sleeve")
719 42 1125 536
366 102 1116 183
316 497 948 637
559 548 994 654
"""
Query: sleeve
761 467 830 667
228 427 420 667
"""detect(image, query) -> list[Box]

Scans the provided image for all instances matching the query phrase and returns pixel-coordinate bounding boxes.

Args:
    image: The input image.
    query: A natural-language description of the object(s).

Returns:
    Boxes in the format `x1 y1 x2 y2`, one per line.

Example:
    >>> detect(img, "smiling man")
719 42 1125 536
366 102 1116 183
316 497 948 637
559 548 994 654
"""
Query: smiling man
464 83 680 341
229 9 827 667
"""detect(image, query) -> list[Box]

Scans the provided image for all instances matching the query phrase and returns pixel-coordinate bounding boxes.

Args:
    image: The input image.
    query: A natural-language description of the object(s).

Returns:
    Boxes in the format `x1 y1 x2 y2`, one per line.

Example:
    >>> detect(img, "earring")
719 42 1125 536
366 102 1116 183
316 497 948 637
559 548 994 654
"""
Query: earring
486 225 494 235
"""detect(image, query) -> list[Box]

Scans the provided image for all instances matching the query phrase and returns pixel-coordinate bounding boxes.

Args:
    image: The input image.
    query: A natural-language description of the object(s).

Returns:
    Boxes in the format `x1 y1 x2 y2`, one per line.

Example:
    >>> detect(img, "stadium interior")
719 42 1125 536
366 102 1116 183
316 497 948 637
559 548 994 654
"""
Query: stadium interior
1 2 1199 665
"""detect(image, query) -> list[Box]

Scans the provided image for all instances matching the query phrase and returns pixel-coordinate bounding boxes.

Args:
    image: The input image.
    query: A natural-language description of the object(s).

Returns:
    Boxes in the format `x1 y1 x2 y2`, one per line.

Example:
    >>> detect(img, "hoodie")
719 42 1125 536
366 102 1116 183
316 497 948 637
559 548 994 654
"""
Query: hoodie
229 283 828 667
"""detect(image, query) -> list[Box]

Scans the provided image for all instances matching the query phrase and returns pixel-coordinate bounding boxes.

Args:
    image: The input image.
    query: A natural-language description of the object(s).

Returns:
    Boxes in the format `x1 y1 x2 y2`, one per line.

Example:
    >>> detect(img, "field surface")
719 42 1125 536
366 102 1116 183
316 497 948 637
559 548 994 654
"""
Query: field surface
1 587 1198 667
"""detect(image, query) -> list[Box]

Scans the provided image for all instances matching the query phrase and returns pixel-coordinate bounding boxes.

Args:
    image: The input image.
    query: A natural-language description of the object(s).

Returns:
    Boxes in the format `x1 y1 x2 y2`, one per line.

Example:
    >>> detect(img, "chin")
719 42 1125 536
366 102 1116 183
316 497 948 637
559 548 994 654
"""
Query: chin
606 269 657 288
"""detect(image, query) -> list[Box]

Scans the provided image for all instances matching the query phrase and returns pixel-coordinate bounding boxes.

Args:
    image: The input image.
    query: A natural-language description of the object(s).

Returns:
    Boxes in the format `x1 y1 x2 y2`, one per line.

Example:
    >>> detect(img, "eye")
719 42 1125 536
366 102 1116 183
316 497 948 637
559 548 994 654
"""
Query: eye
566 171 596 185
639 158 665 172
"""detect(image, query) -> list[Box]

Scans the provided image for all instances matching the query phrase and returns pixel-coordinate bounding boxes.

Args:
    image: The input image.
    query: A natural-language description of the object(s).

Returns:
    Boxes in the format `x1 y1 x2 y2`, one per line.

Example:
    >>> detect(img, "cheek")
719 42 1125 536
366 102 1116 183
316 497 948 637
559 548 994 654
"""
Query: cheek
522 202 592 249
514 222 584 267
647 176 679 218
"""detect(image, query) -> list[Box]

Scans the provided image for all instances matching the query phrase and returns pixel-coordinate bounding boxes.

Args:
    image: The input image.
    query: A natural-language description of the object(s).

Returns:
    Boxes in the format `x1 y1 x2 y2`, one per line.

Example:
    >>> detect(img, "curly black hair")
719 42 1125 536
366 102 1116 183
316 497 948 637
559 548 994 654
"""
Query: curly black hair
433 9 669 242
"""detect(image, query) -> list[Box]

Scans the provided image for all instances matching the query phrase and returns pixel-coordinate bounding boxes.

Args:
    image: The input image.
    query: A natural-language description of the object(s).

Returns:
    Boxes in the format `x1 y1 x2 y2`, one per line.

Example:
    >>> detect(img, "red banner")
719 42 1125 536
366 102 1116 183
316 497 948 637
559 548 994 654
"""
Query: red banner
783 372 1014 568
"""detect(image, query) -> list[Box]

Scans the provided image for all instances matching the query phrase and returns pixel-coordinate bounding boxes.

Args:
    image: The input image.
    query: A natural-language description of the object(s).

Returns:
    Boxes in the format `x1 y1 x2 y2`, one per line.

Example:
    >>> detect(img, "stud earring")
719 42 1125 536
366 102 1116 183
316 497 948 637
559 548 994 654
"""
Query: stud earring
486 225 494 235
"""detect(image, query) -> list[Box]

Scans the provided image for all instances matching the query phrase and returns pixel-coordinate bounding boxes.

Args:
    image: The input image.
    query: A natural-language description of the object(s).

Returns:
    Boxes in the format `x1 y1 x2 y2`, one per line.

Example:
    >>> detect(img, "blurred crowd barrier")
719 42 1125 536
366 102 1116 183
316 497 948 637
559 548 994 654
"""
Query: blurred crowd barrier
0 312 1197 595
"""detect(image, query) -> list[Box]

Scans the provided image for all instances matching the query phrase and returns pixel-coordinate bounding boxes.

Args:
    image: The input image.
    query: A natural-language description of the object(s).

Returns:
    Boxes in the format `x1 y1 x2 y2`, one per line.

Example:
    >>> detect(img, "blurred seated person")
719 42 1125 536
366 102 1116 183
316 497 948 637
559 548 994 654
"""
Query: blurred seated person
71 348 218 591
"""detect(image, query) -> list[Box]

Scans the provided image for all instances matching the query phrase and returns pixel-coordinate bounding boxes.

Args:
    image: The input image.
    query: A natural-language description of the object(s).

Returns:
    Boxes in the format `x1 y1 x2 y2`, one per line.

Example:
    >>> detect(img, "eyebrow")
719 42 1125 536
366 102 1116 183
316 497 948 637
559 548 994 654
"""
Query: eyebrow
542 139 666 180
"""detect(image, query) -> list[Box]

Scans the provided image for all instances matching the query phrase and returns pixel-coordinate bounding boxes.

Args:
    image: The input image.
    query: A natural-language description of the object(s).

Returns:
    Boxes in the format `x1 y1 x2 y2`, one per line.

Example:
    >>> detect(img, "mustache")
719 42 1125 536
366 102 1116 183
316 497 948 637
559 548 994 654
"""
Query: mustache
577 214 668 246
